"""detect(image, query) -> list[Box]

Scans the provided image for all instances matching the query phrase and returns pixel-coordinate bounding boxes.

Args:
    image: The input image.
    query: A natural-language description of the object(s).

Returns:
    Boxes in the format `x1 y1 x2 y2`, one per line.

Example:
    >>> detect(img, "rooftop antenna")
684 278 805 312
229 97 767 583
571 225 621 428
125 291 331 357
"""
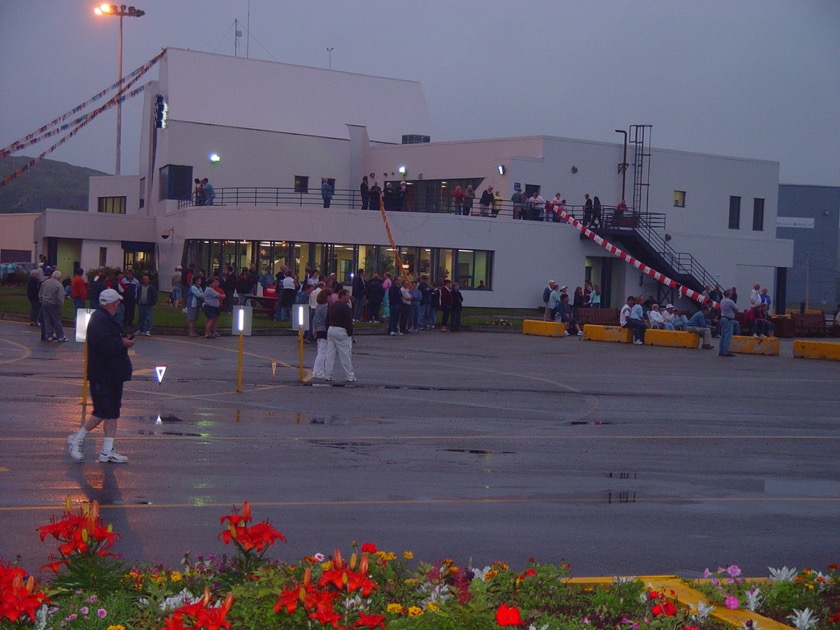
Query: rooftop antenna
246 0 251 58
326 47 334 70
234 19 242 57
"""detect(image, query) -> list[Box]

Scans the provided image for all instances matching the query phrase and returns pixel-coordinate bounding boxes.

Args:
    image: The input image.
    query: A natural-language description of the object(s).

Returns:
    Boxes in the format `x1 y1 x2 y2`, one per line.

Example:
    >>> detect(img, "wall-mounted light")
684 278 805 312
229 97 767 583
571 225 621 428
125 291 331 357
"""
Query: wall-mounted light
209 153 221 163
398 165 407 177
497 164 506 175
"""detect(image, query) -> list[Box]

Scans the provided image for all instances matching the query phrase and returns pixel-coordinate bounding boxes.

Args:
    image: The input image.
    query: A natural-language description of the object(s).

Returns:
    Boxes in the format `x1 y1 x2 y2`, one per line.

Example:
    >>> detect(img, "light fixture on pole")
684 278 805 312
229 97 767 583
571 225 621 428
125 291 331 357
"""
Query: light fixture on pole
326 47 334 70
94 3 146 176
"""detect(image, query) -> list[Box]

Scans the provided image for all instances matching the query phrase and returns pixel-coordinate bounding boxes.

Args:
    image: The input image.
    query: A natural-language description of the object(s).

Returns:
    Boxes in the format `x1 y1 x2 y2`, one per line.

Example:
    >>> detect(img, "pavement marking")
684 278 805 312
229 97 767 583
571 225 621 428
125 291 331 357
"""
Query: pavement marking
2 496 839 513
4 434 839 442
0 336 32 364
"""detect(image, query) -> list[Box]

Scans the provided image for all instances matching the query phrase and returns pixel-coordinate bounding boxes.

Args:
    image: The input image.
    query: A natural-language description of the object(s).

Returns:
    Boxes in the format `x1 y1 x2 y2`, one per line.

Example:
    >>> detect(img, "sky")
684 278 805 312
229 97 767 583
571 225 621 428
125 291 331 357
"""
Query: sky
1 0 839 186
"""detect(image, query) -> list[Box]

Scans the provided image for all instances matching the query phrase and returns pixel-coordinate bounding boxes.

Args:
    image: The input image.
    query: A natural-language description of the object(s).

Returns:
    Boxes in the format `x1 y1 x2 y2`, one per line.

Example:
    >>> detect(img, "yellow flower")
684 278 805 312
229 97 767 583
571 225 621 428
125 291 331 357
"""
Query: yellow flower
107 626 126 630
485 570 498 580
387 603 404 614
448 566 459 575
170 571 182 582
322 561 333 571
403 551 414 560
425 602 440 612
408 606 423 617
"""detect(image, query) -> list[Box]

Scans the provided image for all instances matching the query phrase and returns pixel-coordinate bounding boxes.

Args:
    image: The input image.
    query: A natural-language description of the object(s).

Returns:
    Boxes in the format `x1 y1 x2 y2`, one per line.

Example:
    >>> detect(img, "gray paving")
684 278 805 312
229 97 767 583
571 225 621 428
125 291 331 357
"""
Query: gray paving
0 320 837 577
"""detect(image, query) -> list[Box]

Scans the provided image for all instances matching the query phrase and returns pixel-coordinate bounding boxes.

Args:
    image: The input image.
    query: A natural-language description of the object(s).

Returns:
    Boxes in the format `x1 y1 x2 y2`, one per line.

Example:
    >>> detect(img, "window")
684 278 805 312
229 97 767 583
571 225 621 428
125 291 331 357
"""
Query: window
98 196 126 214
673 190 686 208
294 176 309 194
728 196 741 230
752 198 765 231
159 164 193 201
99 247 107 267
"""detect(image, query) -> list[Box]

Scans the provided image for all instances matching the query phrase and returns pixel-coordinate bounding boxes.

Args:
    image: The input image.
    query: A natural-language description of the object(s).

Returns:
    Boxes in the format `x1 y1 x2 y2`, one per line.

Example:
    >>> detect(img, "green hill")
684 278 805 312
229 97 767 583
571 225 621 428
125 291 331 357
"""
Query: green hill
0 156 106 213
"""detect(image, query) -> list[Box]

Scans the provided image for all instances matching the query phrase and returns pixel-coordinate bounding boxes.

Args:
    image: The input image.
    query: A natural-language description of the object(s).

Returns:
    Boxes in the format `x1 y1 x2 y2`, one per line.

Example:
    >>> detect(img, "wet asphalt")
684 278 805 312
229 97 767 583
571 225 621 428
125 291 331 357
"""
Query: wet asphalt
0 319 838 577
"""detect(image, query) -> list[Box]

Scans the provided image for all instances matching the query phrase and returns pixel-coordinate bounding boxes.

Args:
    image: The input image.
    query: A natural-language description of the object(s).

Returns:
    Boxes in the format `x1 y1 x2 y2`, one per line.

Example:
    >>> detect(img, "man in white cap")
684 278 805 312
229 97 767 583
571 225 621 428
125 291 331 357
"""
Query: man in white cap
67 288 135 463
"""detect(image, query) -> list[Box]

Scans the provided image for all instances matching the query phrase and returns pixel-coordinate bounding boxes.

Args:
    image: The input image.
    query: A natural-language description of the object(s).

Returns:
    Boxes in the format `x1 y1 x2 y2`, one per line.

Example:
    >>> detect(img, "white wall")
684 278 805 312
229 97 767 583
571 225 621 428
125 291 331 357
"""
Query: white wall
0 213 38 262
88 176 143 214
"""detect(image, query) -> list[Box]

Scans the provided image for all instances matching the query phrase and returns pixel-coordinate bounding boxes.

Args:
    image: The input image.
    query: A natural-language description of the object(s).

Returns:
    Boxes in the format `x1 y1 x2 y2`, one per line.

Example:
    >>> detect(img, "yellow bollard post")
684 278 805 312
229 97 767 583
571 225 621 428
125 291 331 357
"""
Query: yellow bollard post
236 331 244 393
80 340 88 427
298 326 304 382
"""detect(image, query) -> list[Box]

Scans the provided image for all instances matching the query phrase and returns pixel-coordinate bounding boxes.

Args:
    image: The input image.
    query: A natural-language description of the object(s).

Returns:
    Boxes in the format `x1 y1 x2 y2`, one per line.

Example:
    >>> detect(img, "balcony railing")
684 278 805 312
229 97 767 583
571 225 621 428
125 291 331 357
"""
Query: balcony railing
177 186 664 225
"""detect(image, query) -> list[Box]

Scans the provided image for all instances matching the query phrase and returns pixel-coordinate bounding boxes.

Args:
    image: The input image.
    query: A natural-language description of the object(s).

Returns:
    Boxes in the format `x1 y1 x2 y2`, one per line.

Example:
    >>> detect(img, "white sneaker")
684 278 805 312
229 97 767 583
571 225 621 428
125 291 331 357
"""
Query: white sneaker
577 330 584 336
98 450 128 464
67 434 83 461
633 339 644 345
563 331 570 336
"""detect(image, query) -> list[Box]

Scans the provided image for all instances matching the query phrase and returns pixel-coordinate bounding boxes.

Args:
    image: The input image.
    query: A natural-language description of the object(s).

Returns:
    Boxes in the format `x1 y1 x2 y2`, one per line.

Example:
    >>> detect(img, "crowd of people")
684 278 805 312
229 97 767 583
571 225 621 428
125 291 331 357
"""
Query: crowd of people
25 264 159 342
193 177 216 206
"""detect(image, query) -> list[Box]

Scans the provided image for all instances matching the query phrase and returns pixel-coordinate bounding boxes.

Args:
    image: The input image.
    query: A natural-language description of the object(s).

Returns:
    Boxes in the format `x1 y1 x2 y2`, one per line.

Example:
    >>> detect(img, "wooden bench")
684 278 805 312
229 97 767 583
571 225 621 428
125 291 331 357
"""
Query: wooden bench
583 324 632 343
644 328 700 349
578 308 620 326
791 312 827 337
793 339 840 361
522 319 567 337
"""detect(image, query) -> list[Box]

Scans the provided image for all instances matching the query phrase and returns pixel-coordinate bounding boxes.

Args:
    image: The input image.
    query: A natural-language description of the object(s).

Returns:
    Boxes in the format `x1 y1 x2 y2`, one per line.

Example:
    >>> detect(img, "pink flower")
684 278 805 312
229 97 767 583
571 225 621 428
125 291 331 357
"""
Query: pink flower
725 596 740 610
97 608 107 618
80 606 89 615
727 565 742 578
703 568 713 578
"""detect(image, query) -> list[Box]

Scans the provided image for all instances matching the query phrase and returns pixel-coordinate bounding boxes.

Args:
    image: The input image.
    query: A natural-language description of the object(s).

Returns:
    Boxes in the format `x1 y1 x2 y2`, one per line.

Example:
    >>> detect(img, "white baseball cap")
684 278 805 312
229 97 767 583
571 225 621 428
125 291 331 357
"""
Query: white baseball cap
99 288 123 305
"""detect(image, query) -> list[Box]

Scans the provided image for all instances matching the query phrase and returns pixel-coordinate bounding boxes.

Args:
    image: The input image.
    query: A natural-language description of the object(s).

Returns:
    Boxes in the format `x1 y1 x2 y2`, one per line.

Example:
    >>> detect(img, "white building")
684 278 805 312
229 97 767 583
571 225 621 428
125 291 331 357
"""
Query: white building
32 48 792 310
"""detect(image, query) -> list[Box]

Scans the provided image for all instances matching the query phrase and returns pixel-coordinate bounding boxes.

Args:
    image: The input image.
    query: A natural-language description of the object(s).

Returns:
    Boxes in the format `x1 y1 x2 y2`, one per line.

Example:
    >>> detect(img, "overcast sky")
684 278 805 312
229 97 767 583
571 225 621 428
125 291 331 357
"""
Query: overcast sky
1 0 838 187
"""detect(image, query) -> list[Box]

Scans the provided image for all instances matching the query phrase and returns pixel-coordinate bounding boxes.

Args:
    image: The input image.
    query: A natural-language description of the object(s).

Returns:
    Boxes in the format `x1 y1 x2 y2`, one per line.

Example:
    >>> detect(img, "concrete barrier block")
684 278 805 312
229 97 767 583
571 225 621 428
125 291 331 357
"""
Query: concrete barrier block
644 328 700 349
583 324 633 343
522 319 566 337
793 339 840 361
730 336 780 356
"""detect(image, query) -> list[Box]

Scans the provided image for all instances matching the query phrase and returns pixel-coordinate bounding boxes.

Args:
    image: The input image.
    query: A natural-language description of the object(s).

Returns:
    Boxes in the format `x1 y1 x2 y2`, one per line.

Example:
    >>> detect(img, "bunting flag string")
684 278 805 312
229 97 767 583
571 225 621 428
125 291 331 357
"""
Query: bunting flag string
556 210 717 309
0 50 164 159
0 71 150 188
376 194 408 281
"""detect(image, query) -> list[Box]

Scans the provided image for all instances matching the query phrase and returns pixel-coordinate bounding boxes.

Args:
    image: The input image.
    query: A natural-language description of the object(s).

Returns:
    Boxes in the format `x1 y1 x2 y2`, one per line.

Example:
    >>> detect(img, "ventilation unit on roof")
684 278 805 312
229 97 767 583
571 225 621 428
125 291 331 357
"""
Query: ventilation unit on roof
401 135 430 144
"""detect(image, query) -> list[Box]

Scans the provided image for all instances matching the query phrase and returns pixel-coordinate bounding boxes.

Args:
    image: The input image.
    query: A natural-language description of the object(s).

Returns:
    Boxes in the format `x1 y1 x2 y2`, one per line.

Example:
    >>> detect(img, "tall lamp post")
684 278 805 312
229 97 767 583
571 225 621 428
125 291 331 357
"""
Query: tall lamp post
94 3 145 176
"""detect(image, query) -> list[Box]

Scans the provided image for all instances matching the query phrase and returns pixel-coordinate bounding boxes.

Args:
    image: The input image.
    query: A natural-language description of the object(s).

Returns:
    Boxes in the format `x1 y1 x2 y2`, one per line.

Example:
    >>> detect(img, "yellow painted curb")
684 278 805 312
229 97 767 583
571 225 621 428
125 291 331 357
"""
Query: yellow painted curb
522 319 566 337
583 324 633 343
730 335 780 356
644 328 700 349
568 576 792 630
793 339 840 361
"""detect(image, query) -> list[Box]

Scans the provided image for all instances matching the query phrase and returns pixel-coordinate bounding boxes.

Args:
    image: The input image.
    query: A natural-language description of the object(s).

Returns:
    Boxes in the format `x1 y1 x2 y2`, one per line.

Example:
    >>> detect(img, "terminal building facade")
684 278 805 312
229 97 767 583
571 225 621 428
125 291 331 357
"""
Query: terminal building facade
34 48 793 311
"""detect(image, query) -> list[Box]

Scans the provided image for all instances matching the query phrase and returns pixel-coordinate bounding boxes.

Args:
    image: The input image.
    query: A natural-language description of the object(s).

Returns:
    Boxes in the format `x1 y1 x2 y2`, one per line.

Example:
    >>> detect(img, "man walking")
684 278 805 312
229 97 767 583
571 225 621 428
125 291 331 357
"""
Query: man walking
67 289 134 463
325 289 356 382
137 274 158 336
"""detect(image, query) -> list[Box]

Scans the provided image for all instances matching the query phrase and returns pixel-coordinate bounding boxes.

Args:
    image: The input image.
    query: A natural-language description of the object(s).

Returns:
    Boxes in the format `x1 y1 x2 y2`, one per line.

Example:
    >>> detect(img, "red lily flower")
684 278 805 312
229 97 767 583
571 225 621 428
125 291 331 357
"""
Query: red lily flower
355 612 387 628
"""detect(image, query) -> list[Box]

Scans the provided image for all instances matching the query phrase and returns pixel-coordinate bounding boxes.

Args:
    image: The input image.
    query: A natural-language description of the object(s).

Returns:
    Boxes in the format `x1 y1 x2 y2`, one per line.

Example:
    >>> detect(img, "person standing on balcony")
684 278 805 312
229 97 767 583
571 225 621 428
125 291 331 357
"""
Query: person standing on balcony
463 185 476 215
510 186 523 219
321 178 333 208
583 194 593 227
202 178 215 206
360 175 370 210
369 180 382 210
194 178 205 206
453 186 465 215
479 186 494 217
592 196 603 228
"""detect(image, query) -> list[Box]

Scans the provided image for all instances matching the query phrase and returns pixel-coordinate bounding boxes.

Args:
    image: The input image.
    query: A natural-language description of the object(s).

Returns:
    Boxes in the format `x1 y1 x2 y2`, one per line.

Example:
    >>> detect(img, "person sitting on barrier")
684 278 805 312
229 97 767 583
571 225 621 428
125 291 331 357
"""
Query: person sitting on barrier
648 303 673 330
620 296 647 345
662 304 688 331
686 306 715 349
554 293 583 336
546 282 563 321
752 303 773 338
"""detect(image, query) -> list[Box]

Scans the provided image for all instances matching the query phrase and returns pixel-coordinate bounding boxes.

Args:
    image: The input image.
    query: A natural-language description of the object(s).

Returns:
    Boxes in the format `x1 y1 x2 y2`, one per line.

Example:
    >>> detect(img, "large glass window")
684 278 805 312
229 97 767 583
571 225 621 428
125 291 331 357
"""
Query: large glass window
453 249 492 289
728 196 741 230
98 196 126 214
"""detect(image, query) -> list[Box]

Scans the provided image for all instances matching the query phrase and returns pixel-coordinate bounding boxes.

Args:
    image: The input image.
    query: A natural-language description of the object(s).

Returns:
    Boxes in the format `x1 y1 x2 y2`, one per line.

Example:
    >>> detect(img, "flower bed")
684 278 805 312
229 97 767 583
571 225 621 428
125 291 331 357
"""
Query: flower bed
1 501 837 629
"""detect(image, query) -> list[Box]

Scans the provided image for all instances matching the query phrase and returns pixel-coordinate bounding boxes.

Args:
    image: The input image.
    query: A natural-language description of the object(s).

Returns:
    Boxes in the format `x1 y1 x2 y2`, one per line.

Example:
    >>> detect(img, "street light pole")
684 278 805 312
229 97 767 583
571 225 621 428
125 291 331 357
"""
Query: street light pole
94 3 146 175
326 47 334 70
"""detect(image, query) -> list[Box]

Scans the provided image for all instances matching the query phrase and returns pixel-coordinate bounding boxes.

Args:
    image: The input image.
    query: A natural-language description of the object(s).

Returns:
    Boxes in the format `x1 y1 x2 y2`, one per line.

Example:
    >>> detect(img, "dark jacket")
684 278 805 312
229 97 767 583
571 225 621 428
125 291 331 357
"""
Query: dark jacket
138 283 158 306
366 278 384 304
87 308 132 384
27 276 40 302
352 275 366 298
327 299 353 336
